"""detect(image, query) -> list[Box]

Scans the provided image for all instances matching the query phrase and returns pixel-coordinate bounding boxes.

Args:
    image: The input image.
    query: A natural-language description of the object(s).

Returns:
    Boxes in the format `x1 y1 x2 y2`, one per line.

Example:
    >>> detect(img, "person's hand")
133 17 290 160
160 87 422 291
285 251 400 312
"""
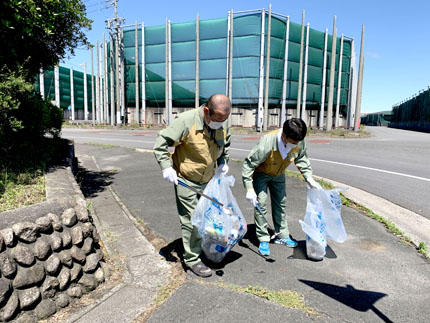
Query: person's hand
162 167 178 185
218 164 229 175
306 177 322 190
246 189 258 207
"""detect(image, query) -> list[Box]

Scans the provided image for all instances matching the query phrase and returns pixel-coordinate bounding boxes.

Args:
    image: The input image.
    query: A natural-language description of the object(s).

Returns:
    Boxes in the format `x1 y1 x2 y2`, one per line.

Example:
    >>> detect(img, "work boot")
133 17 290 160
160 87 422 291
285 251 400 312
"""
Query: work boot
258 241 270 256
189 261 212 277
274 237 298 248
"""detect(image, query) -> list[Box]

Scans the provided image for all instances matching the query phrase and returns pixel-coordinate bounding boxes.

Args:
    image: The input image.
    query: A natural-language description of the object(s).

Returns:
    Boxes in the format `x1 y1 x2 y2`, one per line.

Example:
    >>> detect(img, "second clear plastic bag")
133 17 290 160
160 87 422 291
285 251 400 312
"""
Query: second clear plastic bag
299 188 347 260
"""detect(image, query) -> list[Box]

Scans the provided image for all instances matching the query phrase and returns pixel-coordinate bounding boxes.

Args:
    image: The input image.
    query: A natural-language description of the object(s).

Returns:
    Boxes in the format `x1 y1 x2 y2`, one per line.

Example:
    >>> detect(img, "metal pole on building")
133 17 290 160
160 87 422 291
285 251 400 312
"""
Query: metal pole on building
195 14 200 108
335 34 344 128
115 29 120 123
228 9 234 102
319 29 328 128
70 67 75 121
103 33 108 123
225 10 231 96
165 18 169 124
83 62 88 121
263 4 272 131
280 16 290 126
354 25 365 132
168 20 173 124
257 8 266 131
135 22 140 124
141 22 146 124
96 40 100 123
54 65 60 108
120 28 126 123
347 38 356 128
326 16 337 131
301 23 310 123
110 33 115 125
90 47 95 124
296 10 305 118
39 69 45 100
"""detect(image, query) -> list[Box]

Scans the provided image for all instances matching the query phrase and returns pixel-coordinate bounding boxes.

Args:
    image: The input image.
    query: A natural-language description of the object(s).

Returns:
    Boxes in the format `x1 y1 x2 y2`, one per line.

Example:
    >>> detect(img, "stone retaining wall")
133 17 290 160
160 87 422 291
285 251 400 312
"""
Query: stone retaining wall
0 141 107 322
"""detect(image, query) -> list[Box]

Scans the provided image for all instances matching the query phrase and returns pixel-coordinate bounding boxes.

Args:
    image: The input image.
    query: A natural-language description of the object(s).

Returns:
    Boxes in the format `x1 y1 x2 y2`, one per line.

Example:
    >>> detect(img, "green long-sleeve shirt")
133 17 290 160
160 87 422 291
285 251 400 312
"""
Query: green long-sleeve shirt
153 106 231 184
242 130 313 190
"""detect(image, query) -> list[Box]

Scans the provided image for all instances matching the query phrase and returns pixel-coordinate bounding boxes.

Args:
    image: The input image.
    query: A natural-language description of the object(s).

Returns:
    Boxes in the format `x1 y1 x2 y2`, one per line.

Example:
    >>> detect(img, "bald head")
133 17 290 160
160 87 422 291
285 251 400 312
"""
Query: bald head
207 94 231 116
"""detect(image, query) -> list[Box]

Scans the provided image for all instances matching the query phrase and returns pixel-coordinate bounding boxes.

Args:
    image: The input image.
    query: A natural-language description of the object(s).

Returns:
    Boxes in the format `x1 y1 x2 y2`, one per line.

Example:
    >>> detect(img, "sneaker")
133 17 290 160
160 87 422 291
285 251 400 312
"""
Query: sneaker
189 261 212 277
274 237 298 248
258 241 270 256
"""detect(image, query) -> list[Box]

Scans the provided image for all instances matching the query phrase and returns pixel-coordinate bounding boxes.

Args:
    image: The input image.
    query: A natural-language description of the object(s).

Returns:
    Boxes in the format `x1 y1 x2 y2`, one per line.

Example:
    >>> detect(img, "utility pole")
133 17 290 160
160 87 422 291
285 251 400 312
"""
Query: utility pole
106 0 125 124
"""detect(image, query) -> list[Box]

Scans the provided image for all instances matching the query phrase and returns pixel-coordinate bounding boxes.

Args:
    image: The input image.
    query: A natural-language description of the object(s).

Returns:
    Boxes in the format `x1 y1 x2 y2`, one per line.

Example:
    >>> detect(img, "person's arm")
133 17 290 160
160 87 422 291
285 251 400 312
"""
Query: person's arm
294 140 313 180
242 137 270 190
153 117 187 170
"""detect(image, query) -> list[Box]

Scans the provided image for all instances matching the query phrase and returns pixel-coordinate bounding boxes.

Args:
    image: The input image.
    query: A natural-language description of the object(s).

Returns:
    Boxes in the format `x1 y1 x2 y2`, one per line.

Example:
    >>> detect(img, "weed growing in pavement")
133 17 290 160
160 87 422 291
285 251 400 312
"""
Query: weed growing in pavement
86 200 93 210
418 242 429 259
85 142 119 148
213 281 318 315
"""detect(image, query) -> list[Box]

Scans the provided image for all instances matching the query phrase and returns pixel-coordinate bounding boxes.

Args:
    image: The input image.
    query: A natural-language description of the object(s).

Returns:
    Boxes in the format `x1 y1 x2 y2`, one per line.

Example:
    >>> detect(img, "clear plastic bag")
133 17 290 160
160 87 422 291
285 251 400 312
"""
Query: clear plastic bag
192 170 247 263
299 188 347 260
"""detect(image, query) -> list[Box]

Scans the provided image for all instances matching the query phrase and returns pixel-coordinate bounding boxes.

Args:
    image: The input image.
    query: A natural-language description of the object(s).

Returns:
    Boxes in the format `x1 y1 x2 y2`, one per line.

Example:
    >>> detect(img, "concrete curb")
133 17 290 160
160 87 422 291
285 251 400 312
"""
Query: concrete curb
64 153 171 323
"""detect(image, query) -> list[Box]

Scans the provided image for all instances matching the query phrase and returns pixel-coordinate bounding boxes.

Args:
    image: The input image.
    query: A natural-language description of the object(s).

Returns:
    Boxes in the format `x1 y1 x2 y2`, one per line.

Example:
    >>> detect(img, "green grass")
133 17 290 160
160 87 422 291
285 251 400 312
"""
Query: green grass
216 282 318 315
85 142 119 148
0 169 46 212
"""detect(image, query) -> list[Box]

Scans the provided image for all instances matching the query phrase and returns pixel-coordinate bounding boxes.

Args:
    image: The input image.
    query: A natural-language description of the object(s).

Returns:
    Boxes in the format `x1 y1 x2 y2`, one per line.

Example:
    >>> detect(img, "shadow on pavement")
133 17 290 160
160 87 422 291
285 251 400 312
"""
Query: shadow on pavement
299 280 392 323
288 241 338 261
76 165 116 198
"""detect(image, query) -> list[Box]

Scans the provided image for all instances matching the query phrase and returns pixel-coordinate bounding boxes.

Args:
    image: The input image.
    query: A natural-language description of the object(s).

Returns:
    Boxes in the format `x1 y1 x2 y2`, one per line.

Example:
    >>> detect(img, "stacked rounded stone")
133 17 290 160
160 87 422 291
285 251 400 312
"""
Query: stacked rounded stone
0 205 107 321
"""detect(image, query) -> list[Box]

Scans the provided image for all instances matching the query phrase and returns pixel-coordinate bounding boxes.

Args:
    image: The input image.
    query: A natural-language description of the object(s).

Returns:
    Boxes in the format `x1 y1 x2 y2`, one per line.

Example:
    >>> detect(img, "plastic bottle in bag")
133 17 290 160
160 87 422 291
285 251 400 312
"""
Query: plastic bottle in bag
305 235 325 261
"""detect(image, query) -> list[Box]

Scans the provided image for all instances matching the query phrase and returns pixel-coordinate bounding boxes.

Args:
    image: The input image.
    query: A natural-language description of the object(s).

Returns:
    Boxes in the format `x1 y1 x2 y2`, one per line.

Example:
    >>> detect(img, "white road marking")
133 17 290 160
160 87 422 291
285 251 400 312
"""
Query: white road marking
68 136 429 183
66 136 155 145
310 158 430 182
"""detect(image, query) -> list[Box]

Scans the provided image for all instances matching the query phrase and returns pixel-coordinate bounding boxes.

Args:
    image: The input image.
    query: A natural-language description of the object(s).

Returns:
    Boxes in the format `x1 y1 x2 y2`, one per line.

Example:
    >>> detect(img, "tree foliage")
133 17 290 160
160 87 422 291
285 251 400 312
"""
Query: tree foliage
0 0 91 169
0 0 92 79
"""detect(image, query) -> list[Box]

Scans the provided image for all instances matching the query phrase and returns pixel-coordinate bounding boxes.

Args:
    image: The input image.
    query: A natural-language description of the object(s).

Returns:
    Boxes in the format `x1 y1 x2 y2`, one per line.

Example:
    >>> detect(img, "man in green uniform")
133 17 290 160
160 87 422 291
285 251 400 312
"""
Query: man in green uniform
242 118 321 256
153 94 231 277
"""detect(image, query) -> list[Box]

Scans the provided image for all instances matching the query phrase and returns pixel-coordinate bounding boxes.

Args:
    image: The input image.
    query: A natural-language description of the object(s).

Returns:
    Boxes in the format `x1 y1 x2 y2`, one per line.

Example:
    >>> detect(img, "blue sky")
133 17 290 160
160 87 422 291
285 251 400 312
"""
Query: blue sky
64 0 430 113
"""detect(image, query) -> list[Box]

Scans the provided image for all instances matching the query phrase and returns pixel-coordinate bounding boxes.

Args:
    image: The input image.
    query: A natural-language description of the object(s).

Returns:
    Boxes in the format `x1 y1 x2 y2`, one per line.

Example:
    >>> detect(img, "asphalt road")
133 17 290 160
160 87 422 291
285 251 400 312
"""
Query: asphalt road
62 126 430 218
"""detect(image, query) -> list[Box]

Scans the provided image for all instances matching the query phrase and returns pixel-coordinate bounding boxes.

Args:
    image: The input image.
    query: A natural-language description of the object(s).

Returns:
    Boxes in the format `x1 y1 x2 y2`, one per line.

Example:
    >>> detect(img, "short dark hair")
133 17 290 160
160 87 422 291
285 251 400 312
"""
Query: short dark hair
282 118 307 142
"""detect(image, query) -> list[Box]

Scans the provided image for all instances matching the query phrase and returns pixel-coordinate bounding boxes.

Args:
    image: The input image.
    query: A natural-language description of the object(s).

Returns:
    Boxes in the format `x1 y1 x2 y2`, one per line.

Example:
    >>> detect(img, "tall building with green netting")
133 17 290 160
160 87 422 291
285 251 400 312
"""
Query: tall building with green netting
35 8 360 129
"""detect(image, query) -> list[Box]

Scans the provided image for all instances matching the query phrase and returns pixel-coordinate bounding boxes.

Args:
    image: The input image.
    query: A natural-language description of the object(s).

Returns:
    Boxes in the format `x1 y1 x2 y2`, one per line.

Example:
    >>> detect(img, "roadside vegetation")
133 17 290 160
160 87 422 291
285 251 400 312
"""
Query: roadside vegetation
0 0 91 213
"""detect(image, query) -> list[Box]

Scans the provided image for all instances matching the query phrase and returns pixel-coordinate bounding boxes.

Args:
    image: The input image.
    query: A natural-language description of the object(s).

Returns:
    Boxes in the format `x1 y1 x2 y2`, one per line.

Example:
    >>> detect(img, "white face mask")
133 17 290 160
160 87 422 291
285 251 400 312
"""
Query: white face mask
286 142 297 150
208 120 224 129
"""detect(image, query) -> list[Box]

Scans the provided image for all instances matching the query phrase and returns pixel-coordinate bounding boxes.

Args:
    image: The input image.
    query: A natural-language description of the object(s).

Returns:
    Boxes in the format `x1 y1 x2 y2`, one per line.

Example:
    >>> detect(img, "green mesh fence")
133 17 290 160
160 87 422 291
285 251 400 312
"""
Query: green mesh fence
119 12 353 109
33 66 94 111
390 88 430 132
34 11 353 114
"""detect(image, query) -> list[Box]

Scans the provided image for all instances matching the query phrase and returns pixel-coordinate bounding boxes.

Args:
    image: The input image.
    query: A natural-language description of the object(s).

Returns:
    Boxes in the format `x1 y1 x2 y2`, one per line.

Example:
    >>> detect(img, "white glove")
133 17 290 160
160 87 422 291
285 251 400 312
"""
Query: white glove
306 177 322 190
246 189 258 207
218 163 229 175
162 167 178 185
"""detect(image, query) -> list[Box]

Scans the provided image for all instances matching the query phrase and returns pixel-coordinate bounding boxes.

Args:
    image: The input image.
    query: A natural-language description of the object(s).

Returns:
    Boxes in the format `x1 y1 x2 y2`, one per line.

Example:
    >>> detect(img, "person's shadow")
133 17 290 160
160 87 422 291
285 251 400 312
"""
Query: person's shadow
299 280 392 322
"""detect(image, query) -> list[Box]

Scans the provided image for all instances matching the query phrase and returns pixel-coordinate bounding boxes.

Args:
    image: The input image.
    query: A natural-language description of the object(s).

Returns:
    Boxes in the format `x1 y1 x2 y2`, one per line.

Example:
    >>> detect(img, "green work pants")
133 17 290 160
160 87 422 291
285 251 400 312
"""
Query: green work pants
174 177 207 267
253 171 290 242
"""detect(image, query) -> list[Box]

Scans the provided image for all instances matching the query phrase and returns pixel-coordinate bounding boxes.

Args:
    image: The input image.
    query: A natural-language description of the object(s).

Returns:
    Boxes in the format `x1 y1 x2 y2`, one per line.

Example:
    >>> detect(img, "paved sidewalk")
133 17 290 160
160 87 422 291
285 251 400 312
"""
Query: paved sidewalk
65 143 430 323
60 154 170 323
